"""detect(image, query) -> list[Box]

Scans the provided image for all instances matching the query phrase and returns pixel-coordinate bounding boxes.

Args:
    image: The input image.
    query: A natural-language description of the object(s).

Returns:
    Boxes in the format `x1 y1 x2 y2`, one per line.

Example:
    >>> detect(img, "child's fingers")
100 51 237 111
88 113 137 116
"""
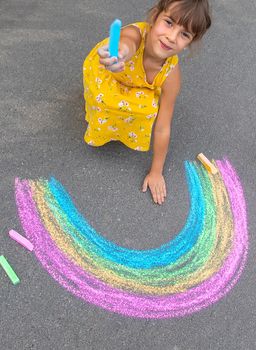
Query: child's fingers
107 61 125 72
152 186 163 205
142 179 148 192
97 45 110 58
99 59 125 72
118 51 125 60
150 186 158 204
118 51 128 63
118 43 129 61
162 182 167 197
157 186 165 205
156 182 166 204
98 43 125 72
99 56 118 67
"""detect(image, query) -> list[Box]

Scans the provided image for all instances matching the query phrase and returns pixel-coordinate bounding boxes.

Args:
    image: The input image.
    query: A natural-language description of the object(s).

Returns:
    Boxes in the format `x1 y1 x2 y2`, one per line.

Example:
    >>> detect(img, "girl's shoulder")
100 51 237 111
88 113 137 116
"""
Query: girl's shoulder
121 22 149 53
123 22 149 37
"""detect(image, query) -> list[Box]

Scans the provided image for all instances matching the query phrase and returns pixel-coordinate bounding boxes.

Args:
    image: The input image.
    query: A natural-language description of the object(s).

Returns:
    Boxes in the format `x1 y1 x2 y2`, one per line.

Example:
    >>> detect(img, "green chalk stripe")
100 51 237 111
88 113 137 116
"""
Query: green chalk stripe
0 255 20 285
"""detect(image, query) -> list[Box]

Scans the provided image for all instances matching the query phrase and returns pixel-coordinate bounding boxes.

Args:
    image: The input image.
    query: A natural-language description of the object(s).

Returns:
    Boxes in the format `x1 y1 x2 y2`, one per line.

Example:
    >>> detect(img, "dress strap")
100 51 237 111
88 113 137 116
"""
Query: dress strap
128 22 149 39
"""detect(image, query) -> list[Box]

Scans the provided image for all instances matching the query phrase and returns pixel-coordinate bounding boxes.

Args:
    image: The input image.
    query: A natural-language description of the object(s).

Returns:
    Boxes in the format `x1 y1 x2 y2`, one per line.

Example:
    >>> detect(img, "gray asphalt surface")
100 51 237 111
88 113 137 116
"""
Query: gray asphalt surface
0 0 256 349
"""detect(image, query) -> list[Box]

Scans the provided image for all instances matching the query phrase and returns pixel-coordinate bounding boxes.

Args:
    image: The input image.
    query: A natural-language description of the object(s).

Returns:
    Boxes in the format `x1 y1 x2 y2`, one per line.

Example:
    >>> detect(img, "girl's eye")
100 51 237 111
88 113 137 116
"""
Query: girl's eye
165 19 173 25
182 32 191 39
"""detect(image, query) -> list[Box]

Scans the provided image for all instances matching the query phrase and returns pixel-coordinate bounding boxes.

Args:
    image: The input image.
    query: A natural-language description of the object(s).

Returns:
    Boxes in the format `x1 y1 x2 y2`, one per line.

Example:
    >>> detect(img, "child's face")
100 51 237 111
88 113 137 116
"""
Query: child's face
147 5 194 60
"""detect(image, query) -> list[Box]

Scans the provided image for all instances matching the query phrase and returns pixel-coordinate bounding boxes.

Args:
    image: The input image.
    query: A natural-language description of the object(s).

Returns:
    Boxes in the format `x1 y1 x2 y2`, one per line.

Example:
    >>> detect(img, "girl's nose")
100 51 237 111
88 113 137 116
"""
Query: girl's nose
167 27 179 44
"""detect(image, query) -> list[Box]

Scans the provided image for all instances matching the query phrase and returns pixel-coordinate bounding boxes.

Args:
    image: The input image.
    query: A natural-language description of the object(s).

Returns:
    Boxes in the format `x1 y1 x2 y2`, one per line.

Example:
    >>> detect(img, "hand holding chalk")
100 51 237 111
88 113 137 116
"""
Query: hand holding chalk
97 19 129 73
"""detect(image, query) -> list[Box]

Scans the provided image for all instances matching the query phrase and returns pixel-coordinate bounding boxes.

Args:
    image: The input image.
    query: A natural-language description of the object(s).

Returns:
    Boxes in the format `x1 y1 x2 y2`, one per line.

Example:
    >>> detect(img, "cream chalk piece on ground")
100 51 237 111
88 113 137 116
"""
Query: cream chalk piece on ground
197 153 218 174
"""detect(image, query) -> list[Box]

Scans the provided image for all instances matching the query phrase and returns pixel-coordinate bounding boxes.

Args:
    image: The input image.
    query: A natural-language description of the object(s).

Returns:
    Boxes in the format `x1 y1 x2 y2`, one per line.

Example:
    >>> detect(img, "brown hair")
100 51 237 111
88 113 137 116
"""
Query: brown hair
147 0 211 41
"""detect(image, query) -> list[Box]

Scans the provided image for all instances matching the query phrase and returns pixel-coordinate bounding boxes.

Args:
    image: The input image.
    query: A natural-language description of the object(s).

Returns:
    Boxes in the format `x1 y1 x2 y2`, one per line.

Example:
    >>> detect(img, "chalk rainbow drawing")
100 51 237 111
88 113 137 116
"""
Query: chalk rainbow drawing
15 158 248 318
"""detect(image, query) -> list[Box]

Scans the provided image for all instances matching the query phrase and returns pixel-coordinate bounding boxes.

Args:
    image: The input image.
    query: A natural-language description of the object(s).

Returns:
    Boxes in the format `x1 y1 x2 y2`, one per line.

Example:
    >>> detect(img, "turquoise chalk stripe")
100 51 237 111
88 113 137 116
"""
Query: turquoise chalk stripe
45 162 205 268
0 255 20 285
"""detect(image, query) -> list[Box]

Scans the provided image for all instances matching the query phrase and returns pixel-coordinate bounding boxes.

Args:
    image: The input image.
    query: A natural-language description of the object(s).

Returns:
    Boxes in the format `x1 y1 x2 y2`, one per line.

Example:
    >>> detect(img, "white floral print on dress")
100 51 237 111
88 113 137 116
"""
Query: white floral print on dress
136 91 145 98
108 126 118 131
124 117 134 123
118 100 131 112
92 106 102 112
96 93 104 103
128 61 135 71
152 99 158 108
146 112 157 119
128 132 137 139
98 118 107 124
118 100 129 107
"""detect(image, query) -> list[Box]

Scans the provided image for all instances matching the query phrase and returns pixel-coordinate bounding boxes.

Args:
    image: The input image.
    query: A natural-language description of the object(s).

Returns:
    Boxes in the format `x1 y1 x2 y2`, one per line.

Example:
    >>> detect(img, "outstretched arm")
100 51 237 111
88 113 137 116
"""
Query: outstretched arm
142 63 181 204
98 25 141 73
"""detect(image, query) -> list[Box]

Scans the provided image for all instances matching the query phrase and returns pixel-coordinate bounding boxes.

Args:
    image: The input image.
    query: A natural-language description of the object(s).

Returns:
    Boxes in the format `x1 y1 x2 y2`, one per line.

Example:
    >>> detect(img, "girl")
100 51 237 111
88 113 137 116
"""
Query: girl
83 0 211 205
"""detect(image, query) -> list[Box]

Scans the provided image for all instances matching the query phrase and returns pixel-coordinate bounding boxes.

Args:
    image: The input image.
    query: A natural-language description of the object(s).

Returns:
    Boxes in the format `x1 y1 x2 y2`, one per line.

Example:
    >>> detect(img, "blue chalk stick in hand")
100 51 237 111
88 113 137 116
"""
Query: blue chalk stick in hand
109 19 122 58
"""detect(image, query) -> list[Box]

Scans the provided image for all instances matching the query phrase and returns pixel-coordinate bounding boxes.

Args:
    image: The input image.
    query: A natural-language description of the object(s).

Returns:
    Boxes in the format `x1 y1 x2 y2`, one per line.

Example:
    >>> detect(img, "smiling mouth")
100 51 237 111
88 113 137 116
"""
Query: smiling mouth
159 40 173 50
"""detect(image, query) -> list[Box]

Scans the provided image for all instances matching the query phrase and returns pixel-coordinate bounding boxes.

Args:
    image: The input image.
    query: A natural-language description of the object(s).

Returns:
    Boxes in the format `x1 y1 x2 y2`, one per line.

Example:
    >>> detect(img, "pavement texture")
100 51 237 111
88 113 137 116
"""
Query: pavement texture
0 0 255 349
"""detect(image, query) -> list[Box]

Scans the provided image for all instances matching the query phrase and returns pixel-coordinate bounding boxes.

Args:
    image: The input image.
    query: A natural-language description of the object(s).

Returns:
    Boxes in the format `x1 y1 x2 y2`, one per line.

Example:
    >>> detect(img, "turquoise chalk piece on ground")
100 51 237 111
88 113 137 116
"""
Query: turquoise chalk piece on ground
109 19 122 57
0 255 20 285
9 229 34 251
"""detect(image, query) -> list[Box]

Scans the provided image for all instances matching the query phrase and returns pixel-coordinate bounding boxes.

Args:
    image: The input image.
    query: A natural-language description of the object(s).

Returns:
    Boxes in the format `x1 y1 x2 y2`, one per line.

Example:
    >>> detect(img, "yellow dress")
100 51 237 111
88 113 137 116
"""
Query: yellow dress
83 22 179 151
